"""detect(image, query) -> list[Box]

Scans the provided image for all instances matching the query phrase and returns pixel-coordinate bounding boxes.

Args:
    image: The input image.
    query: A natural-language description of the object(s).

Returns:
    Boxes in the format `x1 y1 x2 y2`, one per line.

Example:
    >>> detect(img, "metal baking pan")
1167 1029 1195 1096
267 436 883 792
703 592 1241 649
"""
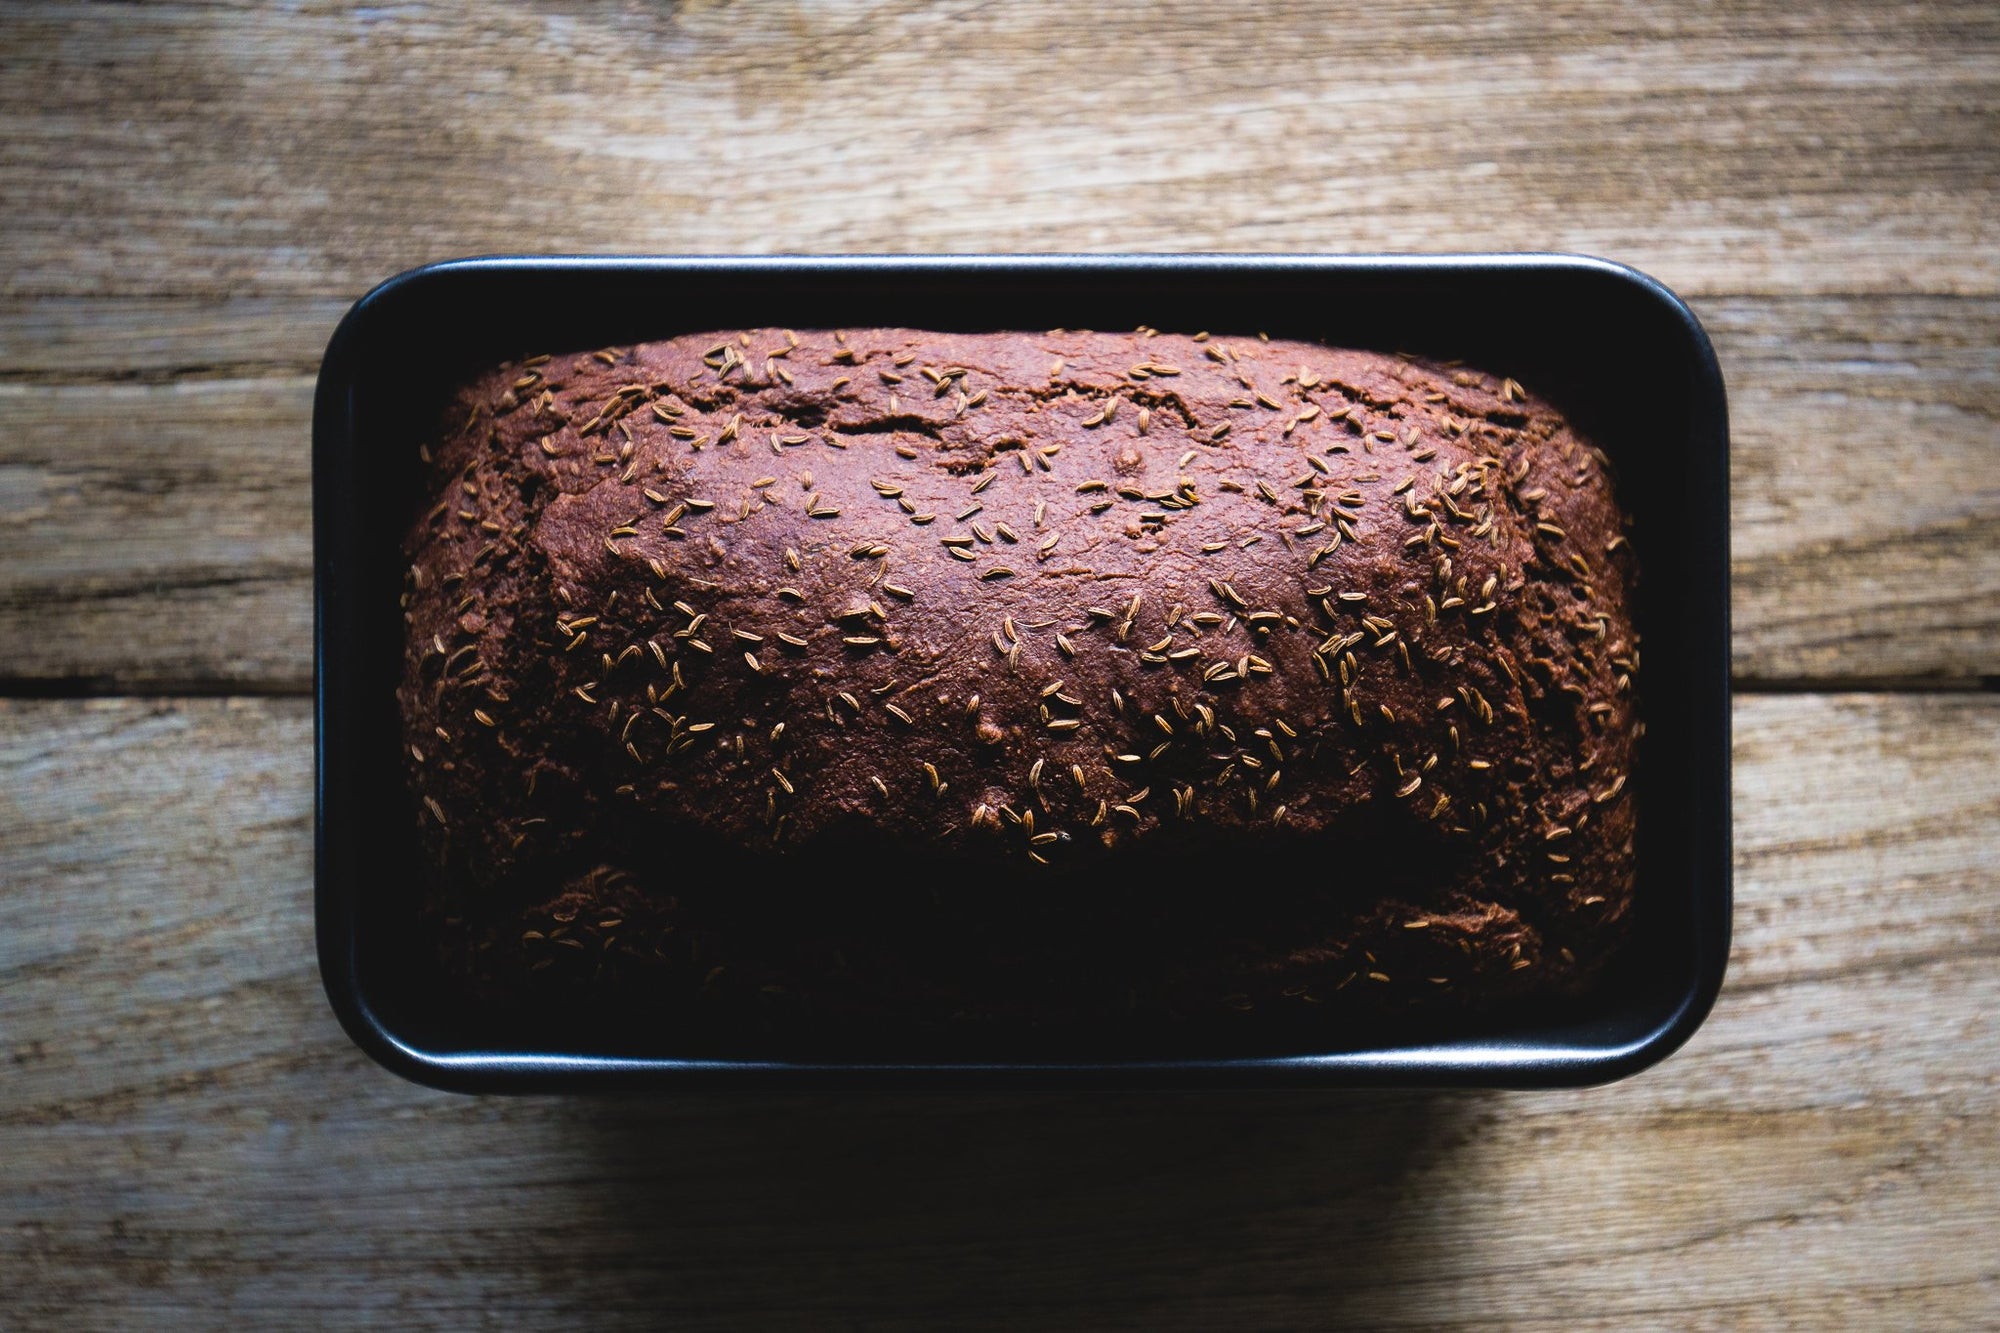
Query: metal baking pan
314 254 1730 1091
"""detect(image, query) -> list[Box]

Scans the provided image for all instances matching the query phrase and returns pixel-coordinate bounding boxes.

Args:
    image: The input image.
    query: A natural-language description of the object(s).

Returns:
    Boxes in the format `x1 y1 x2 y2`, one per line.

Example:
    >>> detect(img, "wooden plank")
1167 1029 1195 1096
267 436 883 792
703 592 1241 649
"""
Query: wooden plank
2 693 1995 1328
1718 295 2000 683
3 295 1993 689
2 0 1995 302
0 379 313 691
0 297 348 385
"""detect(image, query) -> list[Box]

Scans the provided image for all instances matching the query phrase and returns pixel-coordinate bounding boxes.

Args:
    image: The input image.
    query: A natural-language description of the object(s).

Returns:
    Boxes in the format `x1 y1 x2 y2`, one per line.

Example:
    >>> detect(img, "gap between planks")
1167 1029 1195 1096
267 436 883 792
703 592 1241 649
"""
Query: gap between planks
4 291 1999 384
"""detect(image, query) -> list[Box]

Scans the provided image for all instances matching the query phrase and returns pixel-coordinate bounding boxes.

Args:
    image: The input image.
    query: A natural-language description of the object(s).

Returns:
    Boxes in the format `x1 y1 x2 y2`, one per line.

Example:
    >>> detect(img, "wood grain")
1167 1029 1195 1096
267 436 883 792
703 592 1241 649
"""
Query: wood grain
0 378 313 691
2 0 1996 302
3 295 1993 690
2 693 1996 1328
1721 295 2000 683
3 0 1997 1324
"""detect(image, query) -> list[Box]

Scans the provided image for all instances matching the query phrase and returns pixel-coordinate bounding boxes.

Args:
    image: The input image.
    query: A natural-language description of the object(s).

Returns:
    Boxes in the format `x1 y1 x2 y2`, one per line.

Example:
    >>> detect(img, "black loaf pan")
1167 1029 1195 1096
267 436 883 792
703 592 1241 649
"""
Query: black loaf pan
314 254 1730 1092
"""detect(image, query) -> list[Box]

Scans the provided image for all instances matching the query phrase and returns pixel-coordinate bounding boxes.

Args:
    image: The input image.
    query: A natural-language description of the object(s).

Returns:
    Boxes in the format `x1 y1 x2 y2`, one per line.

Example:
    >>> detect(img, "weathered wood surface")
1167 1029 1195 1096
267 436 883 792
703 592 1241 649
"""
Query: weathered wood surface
2 694 1994 1328
3 0 1997 1325
1720 295 1999 684
3 0 1996 299
3 294 1994 690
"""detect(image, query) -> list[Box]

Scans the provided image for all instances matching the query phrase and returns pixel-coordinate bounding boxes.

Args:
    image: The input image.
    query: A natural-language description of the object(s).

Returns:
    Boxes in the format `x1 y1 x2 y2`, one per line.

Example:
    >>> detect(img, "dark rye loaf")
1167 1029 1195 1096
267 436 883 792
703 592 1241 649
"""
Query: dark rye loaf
400 328 1640 1046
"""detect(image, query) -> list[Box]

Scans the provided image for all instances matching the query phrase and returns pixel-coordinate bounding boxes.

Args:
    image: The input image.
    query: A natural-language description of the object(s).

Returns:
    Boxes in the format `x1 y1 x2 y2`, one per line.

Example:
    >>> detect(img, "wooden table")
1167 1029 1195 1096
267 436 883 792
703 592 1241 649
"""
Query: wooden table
4 2 1995 1326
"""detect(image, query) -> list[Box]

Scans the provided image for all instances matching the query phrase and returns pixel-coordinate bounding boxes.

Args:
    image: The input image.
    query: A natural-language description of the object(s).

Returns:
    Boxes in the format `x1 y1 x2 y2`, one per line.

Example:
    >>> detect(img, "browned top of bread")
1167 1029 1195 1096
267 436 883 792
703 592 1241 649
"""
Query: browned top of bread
400 328 1639 1048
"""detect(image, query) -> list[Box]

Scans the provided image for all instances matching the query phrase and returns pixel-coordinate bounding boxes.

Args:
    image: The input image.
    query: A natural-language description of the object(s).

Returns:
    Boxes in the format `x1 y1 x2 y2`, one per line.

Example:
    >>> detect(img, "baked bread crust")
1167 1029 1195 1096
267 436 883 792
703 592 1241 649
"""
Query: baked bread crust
400 328 1639 1039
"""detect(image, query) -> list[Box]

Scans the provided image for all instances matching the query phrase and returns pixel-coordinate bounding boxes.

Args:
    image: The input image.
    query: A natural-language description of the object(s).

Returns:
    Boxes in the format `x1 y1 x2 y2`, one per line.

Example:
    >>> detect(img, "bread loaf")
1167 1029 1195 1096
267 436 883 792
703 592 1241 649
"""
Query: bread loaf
401 328 1640 1043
